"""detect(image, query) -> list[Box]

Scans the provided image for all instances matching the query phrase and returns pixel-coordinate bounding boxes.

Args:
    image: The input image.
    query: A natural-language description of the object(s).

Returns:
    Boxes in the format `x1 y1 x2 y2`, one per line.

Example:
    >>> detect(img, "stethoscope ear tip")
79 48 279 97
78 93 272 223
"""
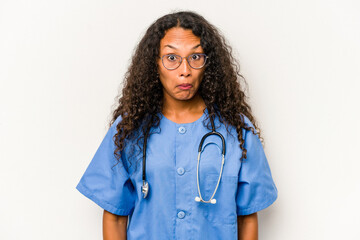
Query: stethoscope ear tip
194 196 217 204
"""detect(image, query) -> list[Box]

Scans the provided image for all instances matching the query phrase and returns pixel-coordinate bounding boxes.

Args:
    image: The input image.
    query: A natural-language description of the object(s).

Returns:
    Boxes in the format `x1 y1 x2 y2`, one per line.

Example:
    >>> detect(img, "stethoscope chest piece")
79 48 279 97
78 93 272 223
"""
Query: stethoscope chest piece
142 181 149 198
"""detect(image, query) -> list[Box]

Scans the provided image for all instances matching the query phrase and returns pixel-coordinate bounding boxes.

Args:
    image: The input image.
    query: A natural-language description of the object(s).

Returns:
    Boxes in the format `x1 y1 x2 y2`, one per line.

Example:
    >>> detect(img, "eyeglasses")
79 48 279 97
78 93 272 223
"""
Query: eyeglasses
160 53 208 70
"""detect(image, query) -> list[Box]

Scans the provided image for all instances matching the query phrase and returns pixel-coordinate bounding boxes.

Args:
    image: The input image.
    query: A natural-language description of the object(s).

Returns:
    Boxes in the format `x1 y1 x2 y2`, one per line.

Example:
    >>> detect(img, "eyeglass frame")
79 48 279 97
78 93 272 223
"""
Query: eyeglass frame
159 53 209 70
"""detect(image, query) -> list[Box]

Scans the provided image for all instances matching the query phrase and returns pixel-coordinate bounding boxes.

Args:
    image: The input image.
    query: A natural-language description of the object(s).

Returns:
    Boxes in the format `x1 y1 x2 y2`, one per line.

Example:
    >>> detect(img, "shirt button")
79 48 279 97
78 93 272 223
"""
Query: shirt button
177 167 185 175
178 126 186 134
177 211 185 219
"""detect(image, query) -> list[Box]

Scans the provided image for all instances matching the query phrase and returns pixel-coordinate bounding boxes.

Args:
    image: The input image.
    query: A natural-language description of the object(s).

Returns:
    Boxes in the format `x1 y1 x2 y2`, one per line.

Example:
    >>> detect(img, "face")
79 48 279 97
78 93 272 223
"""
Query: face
157 27 206 103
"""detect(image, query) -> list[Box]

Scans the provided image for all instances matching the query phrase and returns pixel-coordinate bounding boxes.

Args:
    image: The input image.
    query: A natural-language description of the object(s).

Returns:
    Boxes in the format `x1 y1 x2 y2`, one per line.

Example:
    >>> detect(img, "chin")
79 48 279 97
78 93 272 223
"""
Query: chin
176 93 196 100
180 96 196 101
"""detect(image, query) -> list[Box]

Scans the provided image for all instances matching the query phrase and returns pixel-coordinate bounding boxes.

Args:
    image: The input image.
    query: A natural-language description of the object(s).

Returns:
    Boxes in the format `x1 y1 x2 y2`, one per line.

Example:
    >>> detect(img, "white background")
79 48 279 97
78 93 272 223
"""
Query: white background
1 0 360 239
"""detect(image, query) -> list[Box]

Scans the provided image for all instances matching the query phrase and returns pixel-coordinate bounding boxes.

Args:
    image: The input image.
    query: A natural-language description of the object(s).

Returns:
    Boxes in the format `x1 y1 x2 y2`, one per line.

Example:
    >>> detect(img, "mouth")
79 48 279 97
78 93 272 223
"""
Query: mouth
178 83 193 90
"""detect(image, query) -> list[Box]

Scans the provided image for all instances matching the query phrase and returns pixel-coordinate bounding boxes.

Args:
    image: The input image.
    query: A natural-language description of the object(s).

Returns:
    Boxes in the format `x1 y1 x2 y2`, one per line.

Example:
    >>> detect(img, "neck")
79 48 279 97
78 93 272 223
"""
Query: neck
162 93 206 116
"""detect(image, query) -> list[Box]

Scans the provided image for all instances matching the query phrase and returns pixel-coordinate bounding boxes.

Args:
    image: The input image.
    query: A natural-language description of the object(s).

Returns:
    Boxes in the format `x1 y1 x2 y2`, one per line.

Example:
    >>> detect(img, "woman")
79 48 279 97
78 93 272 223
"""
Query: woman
76 11 278 240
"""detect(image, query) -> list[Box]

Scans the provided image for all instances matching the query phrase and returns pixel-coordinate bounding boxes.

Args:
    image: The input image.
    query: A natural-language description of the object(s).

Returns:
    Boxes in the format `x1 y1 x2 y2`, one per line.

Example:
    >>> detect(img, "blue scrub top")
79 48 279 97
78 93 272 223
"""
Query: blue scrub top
76 108 278 239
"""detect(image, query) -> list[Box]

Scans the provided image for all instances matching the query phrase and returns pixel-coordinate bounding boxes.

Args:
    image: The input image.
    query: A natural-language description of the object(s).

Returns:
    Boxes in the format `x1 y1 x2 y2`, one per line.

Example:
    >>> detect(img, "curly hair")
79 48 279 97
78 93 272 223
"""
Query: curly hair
109 10 262 171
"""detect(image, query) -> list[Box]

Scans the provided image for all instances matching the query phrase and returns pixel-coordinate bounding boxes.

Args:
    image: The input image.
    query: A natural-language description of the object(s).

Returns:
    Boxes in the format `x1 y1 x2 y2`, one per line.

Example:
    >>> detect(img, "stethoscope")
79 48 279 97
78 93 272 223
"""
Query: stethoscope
141 114 226 204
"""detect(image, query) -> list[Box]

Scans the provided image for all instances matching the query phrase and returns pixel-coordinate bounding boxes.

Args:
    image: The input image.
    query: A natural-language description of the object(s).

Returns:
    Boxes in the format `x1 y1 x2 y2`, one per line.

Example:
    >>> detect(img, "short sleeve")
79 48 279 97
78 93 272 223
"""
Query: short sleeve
76 116 135 215
236 115 278 215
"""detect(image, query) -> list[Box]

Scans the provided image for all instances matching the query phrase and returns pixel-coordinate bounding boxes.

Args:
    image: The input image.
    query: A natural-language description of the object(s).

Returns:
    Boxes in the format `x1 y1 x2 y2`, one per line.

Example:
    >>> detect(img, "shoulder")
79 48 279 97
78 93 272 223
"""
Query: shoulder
110 115 123 130
239 113 257 134
114 115 123 125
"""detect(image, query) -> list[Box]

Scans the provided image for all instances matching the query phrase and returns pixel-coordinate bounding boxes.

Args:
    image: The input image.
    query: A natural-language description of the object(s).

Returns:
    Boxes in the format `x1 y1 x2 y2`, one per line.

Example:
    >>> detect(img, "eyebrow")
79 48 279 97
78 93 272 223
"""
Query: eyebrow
163 44 201 50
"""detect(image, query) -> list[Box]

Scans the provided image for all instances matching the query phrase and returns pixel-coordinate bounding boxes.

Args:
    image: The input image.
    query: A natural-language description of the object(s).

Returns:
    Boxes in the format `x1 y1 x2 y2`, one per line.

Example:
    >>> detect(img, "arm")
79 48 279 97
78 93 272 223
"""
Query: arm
237 212 258 240
103 210 128 240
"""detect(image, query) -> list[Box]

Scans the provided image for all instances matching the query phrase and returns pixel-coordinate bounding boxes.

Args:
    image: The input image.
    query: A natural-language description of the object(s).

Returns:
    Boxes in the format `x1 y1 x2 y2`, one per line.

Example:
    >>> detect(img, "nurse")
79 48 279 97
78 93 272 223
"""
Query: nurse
76 11 278 240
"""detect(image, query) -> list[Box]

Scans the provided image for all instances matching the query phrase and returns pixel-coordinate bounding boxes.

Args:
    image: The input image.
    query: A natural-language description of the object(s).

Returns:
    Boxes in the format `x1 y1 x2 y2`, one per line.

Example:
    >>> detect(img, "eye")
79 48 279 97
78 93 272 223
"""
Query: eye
166 54 178 62
190 54 202 60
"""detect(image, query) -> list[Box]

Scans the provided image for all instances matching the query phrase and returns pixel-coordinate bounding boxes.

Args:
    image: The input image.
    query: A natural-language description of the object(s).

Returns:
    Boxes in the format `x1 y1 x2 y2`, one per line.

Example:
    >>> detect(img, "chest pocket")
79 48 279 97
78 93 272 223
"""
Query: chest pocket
203 173 238 225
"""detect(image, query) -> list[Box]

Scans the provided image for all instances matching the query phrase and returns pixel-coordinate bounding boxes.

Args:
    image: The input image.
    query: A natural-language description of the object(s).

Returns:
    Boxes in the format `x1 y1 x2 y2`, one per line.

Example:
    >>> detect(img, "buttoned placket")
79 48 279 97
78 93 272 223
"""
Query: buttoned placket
174 123 193 239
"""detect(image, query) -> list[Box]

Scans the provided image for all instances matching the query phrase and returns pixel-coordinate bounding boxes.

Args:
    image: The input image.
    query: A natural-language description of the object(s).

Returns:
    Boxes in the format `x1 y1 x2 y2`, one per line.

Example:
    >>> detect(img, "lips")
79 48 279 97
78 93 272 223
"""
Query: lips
178 84 192 90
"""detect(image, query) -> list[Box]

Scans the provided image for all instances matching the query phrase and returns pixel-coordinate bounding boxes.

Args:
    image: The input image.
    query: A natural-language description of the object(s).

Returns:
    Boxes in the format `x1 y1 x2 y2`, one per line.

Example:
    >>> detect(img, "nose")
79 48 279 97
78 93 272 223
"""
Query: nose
178 57 191 77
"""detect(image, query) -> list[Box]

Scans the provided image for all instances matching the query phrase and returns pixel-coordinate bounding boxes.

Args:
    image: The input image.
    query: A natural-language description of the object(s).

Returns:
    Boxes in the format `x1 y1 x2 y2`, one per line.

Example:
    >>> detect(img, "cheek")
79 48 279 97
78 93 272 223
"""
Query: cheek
158 70 176 87
159 77 167 89
158 73 174 92
195 70 205 85
158 62 169 79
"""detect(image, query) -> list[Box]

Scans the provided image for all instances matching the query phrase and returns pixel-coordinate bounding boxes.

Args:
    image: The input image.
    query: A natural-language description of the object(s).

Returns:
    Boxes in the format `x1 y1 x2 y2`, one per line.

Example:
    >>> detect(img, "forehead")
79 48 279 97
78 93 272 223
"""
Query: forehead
160 27 201 49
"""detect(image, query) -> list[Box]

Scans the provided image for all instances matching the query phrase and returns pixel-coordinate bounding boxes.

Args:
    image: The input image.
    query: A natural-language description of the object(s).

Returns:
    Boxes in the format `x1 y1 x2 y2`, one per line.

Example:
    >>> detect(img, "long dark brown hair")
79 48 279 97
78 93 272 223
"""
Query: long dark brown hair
109 11 262 171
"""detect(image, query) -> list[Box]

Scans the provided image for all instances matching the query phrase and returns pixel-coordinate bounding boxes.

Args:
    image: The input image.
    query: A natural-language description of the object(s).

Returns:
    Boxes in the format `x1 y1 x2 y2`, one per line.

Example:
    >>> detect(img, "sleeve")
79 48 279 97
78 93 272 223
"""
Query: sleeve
236 115 278 216
76 116 136 216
